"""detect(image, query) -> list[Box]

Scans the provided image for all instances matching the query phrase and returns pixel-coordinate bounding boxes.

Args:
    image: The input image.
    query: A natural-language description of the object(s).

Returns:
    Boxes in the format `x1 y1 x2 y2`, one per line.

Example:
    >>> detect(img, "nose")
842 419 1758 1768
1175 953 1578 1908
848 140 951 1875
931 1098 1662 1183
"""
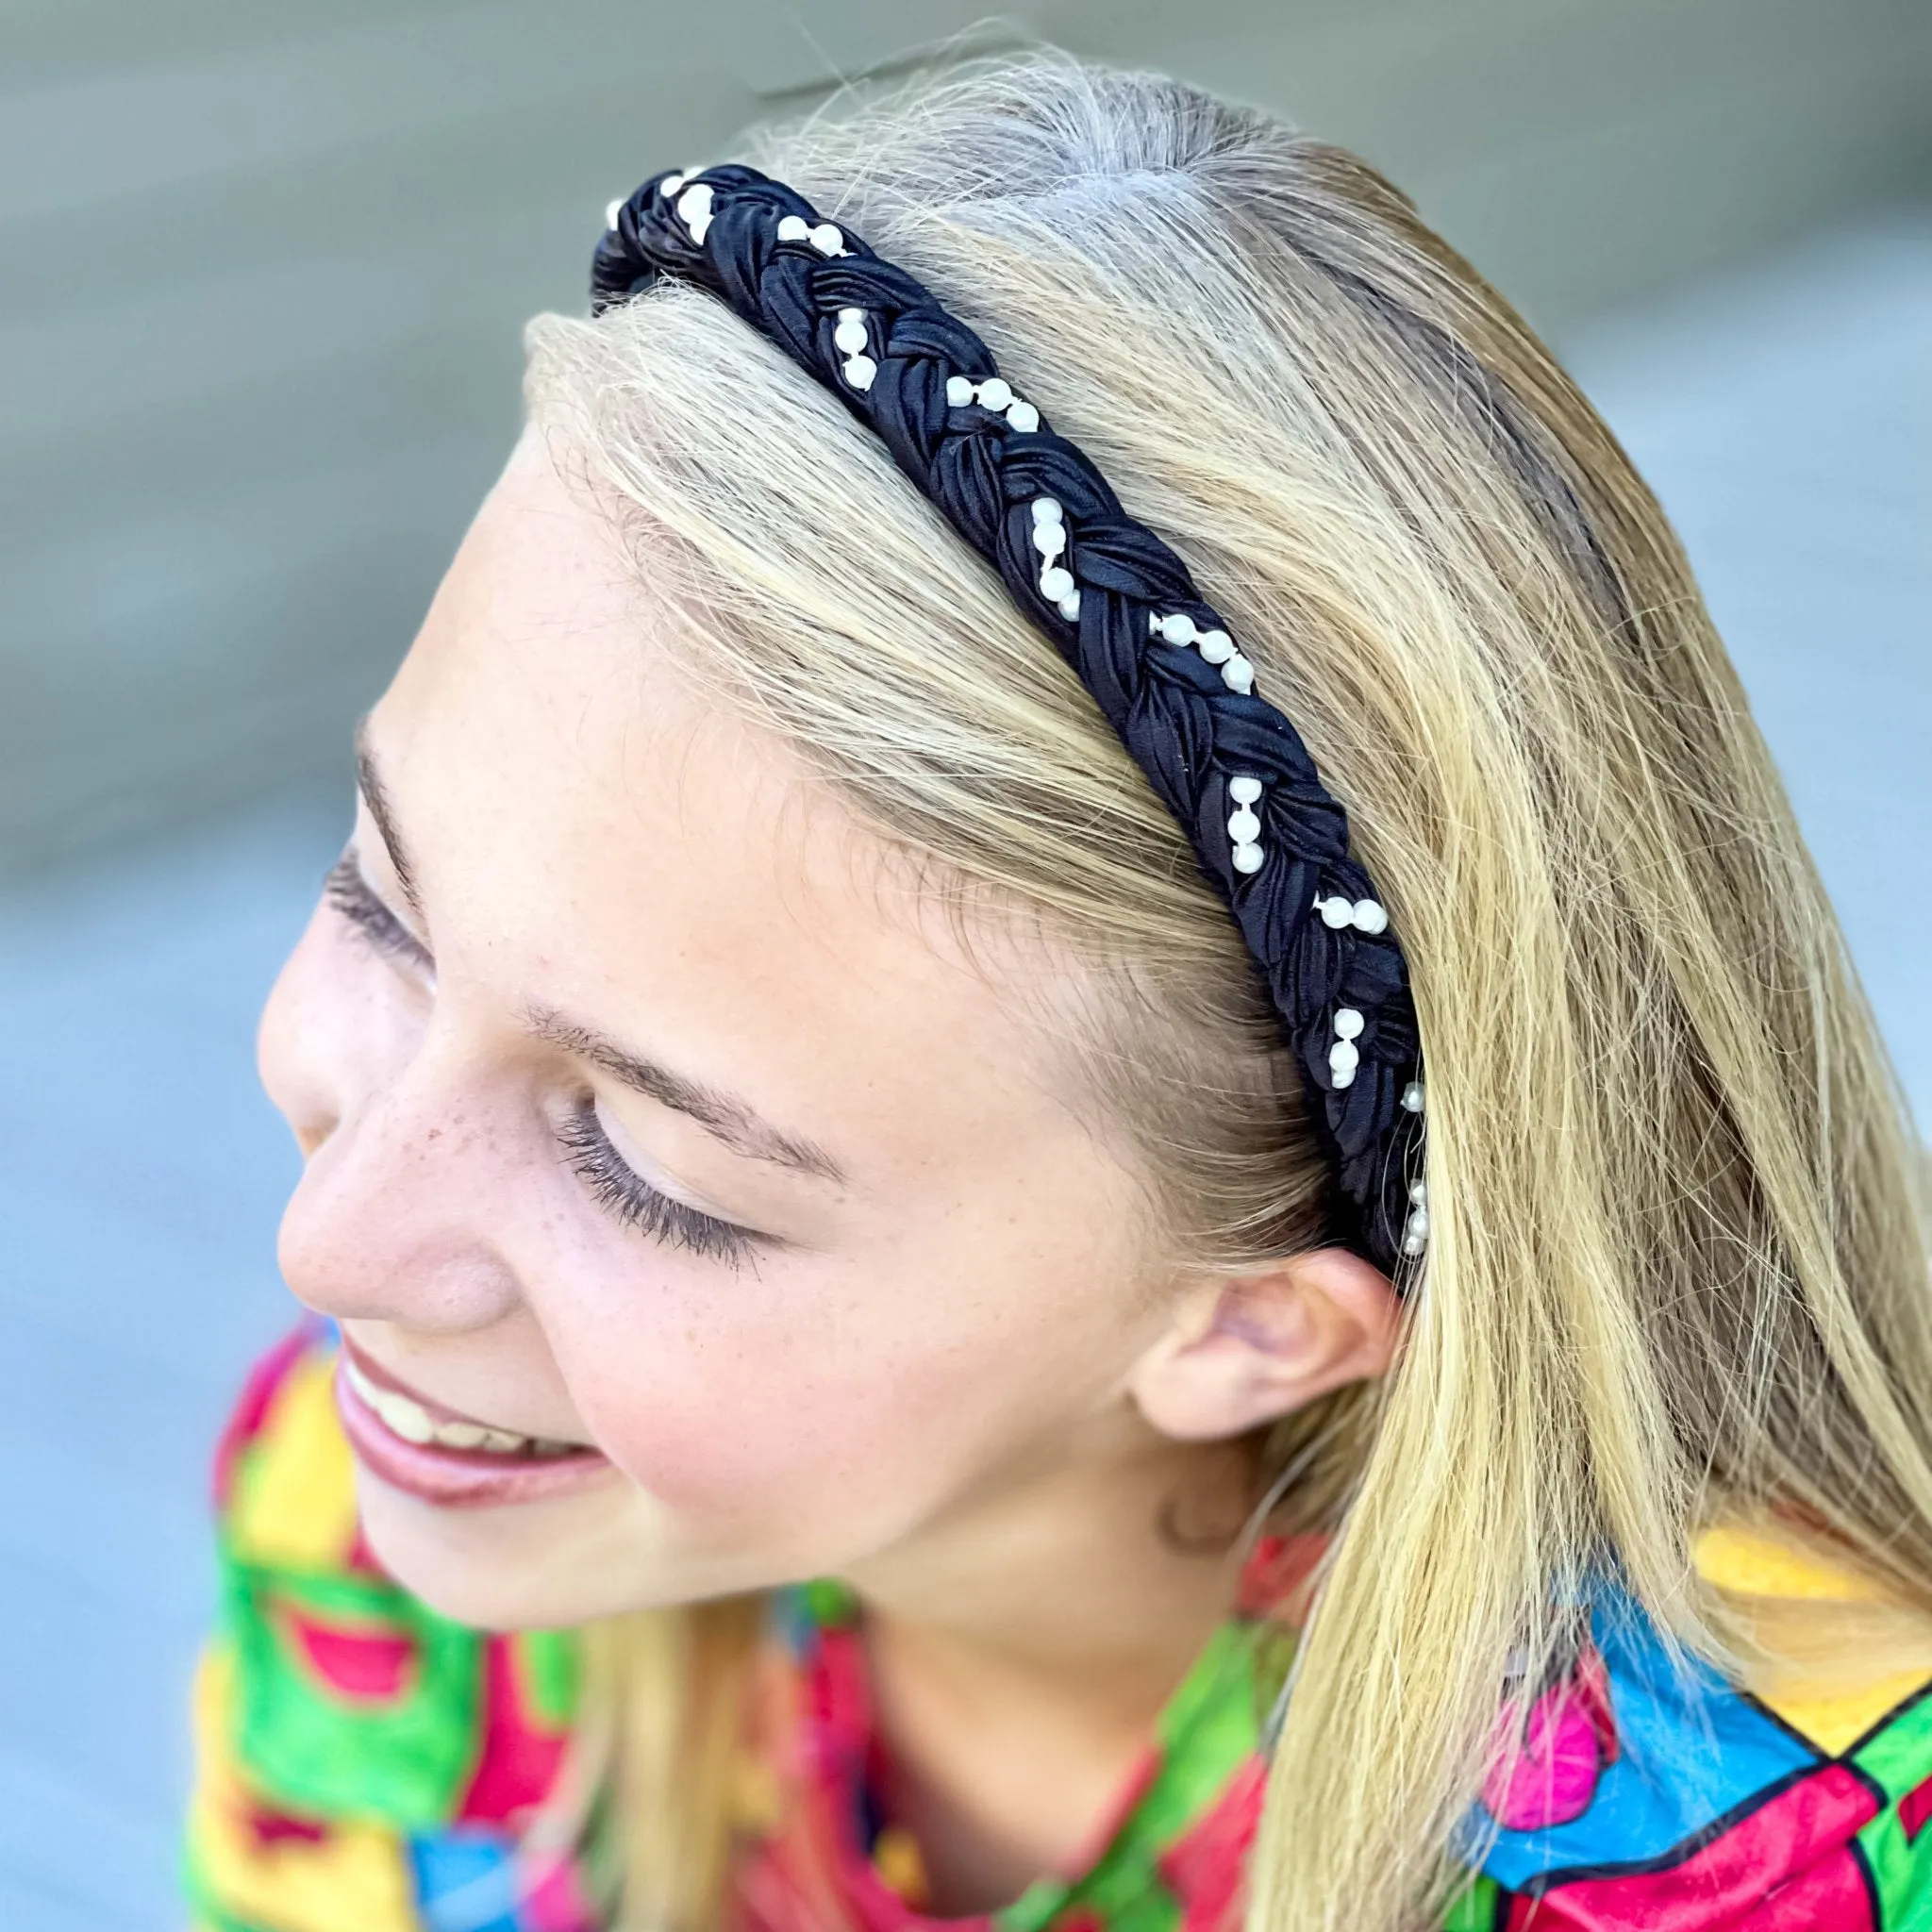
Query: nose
275 1041 526 1333
261 908 524 1335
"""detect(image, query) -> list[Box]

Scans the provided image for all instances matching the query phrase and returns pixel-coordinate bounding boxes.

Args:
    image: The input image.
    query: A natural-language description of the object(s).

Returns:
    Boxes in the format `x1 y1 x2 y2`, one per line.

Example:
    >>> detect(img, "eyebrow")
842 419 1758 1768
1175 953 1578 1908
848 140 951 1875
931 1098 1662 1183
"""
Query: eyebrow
354 723 424 919
525 1007 849 1188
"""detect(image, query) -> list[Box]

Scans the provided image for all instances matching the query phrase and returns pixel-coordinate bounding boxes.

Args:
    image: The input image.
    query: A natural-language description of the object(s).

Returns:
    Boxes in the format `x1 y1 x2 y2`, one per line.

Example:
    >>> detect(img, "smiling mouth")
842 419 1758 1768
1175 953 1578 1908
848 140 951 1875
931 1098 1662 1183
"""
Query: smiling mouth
341 1352 578 1458
333 1339 617 1509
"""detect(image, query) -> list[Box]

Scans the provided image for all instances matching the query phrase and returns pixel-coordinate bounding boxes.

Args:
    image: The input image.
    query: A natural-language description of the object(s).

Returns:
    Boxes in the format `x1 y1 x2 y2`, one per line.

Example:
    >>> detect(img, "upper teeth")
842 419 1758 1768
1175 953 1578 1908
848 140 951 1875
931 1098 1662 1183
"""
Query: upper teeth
344 1358 574 1457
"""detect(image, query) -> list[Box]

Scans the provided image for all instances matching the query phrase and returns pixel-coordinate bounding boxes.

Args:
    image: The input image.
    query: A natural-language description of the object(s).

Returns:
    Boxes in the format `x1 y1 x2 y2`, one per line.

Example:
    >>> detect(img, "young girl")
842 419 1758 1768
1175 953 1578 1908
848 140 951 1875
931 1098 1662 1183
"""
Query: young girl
185 50 1932 1932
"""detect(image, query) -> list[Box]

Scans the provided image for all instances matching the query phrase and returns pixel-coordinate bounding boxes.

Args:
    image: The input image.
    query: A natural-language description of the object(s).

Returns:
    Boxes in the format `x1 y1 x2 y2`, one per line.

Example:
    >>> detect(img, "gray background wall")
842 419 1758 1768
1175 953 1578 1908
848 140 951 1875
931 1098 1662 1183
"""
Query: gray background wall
4 0 1930 874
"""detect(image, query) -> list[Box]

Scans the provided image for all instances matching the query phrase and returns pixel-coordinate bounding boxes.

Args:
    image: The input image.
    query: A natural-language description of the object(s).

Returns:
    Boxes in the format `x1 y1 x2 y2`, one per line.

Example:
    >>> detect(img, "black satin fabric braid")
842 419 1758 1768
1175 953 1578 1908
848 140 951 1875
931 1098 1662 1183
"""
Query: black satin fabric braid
591 165 1426 1275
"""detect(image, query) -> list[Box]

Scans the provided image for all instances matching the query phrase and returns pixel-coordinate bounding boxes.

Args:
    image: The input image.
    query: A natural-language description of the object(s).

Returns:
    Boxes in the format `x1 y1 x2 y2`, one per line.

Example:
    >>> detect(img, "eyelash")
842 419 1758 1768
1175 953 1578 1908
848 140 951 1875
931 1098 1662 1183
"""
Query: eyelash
325 852 758 1269
558 1100 760 1270
325 854 430 967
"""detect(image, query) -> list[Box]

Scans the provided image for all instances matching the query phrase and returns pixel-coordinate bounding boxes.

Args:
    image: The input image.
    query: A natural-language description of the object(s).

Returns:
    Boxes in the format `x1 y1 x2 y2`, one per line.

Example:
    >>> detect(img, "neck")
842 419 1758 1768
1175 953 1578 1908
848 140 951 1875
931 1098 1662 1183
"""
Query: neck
840 1407 1255 1913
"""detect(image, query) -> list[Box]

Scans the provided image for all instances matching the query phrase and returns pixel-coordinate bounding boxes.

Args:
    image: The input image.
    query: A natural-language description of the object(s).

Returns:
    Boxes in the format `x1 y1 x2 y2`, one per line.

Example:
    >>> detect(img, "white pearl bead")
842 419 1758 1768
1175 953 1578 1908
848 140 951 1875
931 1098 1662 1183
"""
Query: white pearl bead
1031 497 1062 525
1319 896 1355 929
1158 613 1196 645
1409 1178 1427 1204
1403 1232 1426 1257
842 355 877 391
1058 590 1081 621
1407 1208 1429 1241
1402 1081 1425 1113
1221 655 1255 694
1334 1008 1365 1041
976 376 1013 411
1227 807 1261 843
1329 1039 1360 1076
1351 899 1388 935
660 173 687 198
808 223 845 255
776 214 809 242
677 182 712 220
838 306 863 322
1232 842 1265 874
946 375 974 408
1032 522 1066 558
1007 400 1040 433
1040 565 1074 602
834 319 868 354
1227 775 1262 805
1196 629 1235 664
1148 612 1164 637
1332 1065 1357 1090
605 196 625 230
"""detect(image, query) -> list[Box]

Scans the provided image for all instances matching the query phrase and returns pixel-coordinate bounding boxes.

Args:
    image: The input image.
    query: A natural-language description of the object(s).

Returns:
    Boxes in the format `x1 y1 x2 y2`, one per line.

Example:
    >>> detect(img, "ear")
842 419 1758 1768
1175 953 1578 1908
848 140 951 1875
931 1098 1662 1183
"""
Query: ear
1127 1247 1400 1442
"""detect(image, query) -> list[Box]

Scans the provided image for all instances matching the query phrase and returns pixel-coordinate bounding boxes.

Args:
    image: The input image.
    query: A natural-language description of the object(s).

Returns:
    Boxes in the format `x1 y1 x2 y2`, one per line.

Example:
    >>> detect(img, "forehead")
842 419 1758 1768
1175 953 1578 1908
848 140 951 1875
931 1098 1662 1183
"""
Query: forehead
372 439 1084 1175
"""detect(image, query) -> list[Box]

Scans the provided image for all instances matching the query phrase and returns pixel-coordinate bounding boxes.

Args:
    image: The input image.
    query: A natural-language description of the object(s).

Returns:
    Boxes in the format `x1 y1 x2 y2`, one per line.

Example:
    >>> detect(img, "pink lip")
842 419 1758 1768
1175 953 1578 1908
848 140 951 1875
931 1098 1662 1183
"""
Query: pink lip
332 1343 619 1511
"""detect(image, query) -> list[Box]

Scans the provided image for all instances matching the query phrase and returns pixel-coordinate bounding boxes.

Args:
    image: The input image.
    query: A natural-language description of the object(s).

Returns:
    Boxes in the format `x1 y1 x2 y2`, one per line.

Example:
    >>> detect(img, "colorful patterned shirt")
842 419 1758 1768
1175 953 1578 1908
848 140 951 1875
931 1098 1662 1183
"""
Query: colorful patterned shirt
186 1326 1932 1931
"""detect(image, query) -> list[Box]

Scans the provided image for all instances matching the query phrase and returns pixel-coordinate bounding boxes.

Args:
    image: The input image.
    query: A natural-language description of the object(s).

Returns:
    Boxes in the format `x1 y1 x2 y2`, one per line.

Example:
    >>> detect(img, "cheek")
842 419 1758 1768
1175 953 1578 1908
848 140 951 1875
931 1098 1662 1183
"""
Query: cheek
546 1246 1135 1553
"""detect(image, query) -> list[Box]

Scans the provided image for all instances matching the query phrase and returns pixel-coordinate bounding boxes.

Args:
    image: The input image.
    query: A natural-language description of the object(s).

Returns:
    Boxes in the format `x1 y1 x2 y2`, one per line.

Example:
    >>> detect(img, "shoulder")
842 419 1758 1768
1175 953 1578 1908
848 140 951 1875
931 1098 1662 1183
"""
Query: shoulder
1450 1531 1932 1930
187 1323 594 1932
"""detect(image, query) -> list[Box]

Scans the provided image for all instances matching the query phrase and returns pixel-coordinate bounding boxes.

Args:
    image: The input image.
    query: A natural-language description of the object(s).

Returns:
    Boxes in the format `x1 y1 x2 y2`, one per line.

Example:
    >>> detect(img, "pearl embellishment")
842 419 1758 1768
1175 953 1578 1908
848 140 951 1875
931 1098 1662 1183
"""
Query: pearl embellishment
829 307 876 390
1030 499 1081 615
808 222 847 257
606 196 626 230
675 180 715 243
1334 1008 1364 1041
948 375 1043 435
1402 1081 1425 1113
1314 895 1389 934
1153 613 1259 694
775 214 809 242
1401 1179 1429 1257
1225 772 1266 877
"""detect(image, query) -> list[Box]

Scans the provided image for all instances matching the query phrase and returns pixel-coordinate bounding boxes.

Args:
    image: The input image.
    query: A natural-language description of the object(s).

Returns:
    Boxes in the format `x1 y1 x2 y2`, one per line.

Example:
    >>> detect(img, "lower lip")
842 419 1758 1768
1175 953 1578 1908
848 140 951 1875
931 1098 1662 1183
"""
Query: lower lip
333 1360 620 1510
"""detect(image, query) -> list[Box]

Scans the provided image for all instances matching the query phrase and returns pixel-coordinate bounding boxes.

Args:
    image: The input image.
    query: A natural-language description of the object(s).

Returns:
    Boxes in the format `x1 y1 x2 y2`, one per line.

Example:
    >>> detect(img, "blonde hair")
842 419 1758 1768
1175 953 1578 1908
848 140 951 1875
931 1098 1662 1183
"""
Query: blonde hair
522 49 1932 1932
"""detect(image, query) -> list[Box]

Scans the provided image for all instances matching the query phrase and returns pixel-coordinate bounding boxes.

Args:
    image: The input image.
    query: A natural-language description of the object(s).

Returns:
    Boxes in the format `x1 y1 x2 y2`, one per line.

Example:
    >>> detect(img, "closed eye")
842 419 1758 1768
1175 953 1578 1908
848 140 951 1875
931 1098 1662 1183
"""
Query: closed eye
325 853 433 972
557 1097 764 1271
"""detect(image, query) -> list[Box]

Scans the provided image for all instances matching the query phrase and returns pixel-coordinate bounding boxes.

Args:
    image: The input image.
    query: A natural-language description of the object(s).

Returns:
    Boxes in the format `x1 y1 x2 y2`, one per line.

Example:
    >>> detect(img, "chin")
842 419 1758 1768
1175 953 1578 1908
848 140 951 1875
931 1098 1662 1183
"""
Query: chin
350 1463 775 1628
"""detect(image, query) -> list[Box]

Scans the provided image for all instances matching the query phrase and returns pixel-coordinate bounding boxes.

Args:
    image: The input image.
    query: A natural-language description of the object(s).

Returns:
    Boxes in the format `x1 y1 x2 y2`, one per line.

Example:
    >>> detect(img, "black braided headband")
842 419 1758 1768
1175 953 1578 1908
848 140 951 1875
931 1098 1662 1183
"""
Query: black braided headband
591 166 1428 1275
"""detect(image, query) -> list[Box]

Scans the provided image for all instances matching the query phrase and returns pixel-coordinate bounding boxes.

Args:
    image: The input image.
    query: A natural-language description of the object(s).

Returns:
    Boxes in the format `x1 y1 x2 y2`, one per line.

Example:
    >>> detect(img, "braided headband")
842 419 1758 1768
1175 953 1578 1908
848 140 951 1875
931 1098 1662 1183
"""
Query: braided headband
591 166 1429 1274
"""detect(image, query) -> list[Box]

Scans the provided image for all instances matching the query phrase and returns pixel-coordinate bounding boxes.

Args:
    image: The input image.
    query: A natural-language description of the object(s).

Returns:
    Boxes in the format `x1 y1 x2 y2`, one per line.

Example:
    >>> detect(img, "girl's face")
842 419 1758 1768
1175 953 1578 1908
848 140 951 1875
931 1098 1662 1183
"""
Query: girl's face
258 439 1191 1627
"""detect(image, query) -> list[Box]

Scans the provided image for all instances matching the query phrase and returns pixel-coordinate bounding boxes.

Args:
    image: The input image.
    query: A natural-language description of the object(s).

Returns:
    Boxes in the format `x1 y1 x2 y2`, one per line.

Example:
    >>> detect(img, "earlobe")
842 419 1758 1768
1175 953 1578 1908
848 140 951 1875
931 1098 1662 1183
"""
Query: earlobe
1127 1246 1400 1443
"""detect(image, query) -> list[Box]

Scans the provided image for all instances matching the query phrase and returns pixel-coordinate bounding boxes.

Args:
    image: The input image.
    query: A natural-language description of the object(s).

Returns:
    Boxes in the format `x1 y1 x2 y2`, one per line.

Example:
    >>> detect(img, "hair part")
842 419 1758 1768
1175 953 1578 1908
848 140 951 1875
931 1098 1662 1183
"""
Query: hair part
522 47 1932 1932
